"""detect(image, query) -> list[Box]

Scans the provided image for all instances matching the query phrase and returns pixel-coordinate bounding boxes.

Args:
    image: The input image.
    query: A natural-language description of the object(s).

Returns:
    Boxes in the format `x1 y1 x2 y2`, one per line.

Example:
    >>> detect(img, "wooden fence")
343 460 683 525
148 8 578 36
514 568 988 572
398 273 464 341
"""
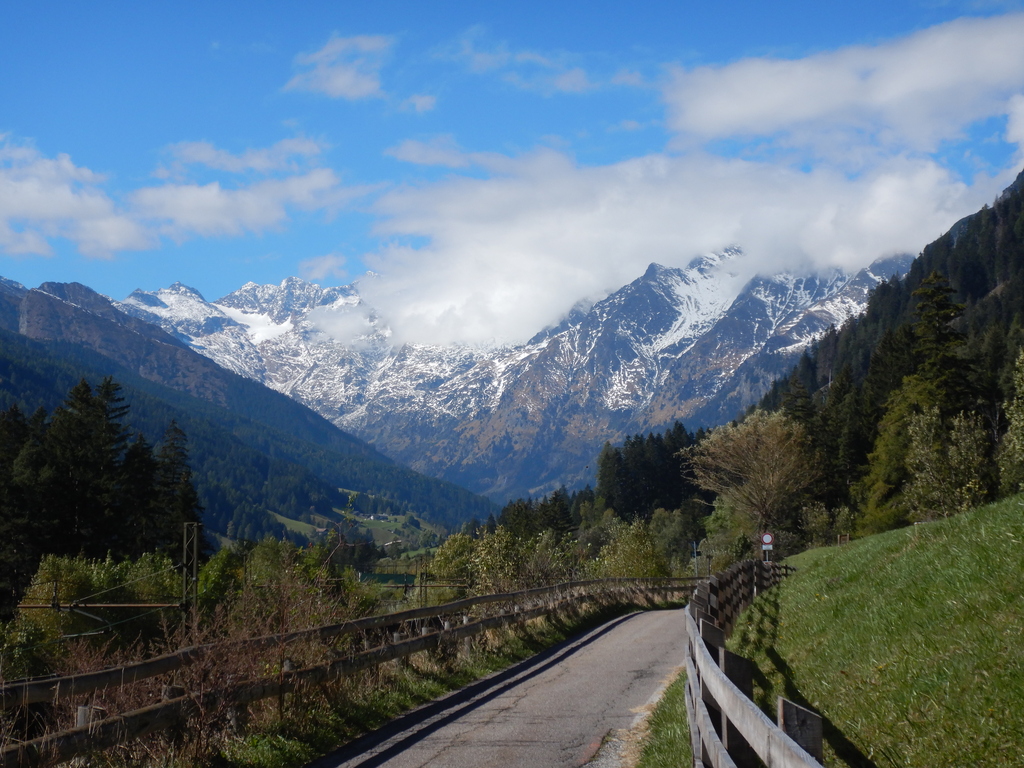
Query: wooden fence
0 577 694 768
685 561 824 768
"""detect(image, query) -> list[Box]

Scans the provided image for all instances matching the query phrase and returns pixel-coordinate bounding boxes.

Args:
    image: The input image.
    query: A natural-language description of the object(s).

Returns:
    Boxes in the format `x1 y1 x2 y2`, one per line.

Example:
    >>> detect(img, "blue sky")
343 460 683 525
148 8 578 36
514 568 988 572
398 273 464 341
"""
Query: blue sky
3 1 1024 345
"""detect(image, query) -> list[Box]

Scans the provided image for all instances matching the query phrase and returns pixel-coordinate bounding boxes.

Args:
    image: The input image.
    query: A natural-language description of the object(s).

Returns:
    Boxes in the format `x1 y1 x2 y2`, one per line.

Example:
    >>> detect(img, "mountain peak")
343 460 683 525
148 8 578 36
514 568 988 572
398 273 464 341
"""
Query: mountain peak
641 262 671 280
101 255 894 501
166 282 207 299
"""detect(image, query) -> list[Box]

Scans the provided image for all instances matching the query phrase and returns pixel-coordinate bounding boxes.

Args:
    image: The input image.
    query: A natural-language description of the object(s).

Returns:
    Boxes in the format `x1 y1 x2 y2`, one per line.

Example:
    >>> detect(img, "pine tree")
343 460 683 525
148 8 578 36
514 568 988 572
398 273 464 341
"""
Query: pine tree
538 487 574 535
153 421 203 555
912 271 972 416
0 406 34 619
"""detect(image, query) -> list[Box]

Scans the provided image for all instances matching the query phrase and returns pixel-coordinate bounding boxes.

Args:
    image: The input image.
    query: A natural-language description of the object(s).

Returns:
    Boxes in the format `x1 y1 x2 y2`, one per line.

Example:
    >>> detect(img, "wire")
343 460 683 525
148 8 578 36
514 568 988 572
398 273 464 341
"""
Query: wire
71 564 179 604
1 606 176 660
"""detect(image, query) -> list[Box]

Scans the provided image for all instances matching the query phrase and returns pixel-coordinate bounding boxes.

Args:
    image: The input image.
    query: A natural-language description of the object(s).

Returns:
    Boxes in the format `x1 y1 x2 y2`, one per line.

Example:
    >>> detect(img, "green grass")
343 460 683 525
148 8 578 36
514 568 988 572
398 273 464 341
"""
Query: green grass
356 516 408 546
726 495 1024 767
269 512 321 537
636 671 693 768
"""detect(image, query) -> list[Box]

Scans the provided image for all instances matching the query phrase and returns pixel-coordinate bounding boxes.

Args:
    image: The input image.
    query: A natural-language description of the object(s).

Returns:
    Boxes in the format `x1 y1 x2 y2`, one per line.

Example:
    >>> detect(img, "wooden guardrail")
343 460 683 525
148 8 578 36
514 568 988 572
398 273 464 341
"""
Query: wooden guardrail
0 577 694 767
0 578 648 710
684 561 824 768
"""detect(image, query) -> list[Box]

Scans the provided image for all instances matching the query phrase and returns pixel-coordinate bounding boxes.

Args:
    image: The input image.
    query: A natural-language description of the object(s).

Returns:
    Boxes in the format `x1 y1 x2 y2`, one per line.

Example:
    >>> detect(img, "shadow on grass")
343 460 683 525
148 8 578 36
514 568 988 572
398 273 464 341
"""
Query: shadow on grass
732 590 877 768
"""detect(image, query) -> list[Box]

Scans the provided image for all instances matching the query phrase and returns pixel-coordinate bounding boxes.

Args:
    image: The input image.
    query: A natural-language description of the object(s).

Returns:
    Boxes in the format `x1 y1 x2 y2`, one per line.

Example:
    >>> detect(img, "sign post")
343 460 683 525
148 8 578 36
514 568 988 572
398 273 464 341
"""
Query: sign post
760 532 774 562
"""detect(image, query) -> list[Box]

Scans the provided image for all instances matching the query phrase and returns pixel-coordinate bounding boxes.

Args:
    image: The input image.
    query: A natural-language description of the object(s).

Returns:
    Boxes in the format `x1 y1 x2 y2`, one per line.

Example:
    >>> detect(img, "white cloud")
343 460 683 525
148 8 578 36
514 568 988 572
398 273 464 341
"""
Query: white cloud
300 252 348 281
359 147 1001 347
404 94 437 113
352 14 1024 347
132 168 358 239
449 27 511 73
385 137 471 168
1007 93 1024 159
161 137 325 175
0 135 376 261
550 68 593 93
663 13 1024 165
449 28 596 95
285 34 392 99
0 139 149 257
612 69 648 88
306 302 377 345
384 136 513 172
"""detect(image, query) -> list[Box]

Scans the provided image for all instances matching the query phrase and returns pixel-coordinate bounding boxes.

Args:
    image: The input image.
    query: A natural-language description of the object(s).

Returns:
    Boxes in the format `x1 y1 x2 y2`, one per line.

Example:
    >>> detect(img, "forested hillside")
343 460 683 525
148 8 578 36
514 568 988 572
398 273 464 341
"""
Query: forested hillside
752 166 1024 541
0 327 496 543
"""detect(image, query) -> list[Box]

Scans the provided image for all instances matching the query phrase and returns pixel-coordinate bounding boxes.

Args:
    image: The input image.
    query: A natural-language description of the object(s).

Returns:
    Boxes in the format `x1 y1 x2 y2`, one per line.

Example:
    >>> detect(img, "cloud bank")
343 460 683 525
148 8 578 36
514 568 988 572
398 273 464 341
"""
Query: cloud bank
0 139 149 257
4 14 1024 351
360 150 989 346
663 13 1024 166
360 14 1024 346
0 136 369 255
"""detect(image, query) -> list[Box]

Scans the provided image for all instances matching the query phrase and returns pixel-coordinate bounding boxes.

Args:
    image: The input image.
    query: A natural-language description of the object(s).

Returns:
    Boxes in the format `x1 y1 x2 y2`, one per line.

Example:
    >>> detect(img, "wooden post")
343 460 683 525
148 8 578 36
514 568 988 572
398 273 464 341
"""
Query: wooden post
699 620 725 740
699 619 725 652
279 659 294 716
707 576 720 622
161 685 185 702
719 649 757 768
778 697 823 762
694 608 717 631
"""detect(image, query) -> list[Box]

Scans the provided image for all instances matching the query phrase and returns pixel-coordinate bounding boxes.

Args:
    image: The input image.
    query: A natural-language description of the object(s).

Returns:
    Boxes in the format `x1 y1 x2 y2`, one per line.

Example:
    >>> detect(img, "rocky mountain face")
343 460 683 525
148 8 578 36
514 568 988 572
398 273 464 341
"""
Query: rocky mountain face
115 250 912 501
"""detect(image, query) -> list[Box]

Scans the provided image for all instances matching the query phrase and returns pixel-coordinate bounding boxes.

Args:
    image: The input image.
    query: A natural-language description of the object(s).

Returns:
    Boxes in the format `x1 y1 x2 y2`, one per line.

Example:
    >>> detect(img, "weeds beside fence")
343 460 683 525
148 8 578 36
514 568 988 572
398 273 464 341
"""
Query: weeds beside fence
1 577 694 768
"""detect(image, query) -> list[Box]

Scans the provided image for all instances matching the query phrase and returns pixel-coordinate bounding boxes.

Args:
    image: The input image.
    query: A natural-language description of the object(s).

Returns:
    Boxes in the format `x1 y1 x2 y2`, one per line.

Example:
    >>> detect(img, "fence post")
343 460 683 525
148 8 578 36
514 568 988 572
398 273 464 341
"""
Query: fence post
778 698 823 762
698 619 725 748
719 649 757 768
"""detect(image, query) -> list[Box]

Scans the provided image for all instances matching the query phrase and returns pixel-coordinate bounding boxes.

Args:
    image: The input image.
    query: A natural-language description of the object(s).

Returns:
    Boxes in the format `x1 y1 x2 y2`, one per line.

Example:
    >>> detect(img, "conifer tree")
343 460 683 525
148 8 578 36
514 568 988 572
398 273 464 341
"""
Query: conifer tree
0 378 203 616
538 486 574 535
153 421 203 555
912 271 972 416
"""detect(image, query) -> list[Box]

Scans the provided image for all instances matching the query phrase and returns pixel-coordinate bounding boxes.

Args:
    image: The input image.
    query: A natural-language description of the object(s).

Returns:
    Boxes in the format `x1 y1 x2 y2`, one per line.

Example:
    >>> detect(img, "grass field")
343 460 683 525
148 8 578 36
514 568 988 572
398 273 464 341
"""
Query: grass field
723 495 1024 767
270 512 321 537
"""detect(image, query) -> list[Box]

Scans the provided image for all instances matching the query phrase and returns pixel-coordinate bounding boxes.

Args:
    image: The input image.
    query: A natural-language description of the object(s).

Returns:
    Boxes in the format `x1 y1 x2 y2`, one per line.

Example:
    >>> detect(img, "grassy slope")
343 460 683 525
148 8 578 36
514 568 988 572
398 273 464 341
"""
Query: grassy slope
726 495 1024 767
636 672 693 768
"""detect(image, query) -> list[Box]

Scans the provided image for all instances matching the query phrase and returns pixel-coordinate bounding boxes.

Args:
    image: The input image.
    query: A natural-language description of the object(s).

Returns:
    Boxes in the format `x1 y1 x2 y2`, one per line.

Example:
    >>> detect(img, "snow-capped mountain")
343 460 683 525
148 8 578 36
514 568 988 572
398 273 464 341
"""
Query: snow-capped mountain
118 251 912 500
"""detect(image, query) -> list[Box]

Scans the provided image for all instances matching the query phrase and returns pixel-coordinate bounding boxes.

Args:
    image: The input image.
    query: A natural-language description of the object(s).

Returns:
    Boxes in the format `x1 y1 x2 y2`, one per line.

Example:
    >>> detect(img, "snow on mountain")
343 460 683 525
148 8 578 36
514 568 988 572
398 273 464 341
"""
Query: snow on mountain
118 251 910 500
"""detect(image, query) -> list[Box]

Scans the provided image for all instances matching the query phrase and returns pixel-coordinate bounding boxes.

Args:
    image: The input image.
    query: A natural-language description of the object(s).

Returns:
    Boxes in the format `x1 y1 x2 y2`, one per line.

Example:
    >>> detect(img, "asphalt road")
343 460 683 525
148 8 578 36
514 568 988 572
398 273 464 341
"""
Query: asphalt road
306 608 688 768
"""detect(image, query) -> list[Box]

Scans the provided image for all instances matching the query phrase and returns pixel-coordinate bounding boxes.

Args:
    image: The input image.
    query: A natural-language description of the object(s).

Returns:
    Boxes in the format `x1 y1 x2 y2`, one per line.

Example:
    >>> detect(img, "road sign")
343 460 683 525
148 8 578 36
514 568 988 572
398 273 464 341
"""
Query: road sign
761 532 774 550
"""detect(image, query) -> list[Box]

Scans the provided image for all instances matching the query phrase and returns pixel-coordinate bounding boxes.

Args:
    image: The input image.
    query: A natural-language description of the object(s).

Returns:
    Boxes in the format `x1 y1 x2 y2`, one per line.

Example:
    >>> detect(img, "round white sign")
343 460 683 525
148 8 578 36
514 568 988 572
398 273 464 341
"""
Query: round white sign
761 533 774 545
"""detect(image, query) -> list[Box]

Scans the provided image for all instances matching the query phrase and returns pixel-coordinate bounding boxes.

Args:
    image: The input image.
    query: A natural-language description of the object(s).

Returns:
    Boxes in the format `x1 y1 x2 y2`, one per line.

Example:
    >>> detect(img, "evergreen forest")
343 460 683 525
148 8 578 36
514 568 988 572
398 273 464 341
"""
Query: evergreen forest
0 378 201 619
738 170 1024 552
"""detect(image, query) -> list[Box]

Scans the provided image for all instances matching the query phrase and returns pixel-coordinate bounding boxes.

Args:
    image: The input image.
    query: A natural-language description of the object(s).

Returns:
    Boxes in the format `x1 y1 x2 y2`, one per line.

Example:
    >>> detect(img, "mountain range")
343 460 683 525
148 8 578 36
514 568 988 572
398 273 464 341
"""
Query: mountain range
0 280 496 539
114 249 913 501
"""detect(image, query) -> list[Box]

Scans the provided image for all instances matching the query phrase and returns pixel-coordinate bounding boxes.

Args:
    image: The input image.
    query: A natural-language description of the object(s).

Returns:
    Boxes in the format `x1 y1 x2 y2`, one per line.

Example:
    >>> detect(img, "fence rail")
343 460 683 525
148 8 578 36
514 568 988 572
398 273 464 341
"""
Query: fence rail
684 561 823 768
1 577 694 768
1 577 692 711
